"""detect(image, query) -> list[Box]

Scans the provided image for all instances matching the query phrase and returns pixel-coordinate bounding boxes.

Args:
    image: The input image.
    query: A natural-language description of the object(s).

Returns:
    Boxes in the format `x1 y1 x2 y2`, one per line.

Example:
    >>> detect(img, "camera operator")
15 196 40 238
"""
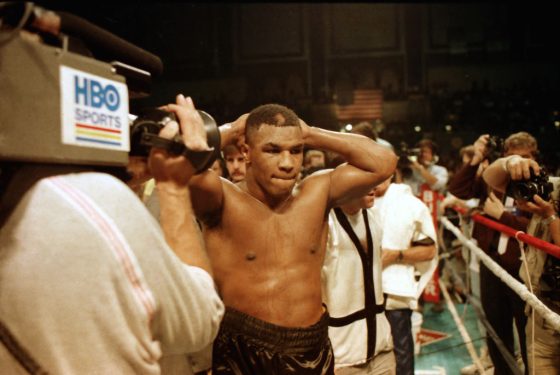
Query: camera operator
482 154 560 374
448 131 540 375
0 94 225 374
401 139 449 197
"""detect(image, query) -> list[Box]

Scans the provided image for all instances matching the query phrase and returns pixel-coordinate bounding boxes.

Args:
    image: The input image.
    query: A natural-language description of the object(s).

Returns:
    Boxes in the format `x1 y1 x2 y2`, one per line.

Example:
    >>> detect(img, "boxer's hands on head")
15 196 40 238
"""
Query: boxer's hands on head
231 113 249 148
149 94 209 187
298 118 312 140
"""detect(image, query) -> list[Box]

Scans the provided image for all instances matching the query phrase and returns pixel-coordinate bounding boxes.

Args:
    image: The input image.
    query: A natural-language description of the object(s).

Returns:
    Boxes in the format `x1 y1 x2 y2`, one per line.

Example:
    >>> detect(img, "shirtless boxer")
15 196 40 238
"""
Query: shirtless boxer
188 103 397 374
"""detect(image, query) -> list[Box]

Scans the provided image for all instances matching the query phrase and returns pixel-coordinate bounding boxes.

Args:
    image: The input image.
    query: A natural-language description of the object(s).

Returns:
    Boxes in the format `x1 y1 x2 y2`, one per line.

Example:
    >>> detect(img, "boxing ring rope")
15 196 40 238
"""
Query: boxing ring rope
439 242 523 375
452 205 560 259
440 215 560 332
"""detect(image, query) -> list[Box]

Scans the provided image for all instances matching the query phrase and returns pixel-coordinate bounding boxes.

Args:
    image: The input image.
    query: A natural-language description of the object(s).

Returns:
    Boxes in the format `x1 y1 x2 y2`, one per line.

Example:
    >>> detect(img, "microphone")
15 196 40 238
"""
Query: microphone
56 11 163 77
0 2 163 77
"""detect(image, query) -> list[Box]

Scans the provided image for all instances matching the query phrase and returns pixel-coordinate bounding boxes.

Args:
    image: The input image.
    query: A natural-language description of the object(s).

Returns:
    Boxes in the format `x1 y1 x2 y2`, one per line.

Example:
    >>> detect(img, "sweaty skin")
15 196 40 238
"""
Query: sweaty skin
190 113 397 328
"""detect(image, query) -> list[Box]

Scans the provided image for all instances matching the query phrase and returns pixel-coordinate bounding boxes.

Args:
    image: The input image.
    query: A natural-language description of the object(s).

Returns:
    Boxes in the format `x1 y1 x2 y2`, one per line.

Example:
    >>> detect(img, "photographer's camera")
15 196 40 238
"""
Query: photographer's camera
486 135 504 162
397 142 421 179
506 167 553 203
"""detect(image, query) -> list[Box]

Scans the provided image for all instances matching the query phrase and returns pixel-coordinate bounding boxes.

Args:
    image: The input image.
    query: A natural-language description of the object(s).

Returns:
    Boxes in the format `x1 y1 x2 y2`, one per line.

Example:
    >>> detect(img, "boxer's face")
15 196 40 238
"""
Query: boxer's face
246 124 304 198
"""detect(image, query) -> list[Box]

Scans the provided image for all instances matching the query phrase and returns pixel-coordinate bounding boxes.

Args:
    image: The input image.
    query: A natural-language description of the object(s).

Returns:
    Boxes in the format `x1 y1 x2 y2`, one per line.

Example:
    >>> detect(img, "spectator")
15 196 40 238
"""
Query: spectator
322 187 396 374
402 139 449 197
301 149 327 179
376 176 438 375
351 121 394 150
223 144 247 183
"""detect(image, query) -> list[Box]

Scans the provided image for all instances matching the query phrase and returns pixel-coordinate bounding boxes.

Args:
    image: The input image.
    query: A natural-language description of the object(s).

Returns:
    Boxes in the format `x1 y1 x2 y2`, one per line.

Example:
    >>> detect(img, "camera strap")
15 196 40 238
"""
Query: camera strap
496 195 515 255
140 133 218 174
331 207 385 359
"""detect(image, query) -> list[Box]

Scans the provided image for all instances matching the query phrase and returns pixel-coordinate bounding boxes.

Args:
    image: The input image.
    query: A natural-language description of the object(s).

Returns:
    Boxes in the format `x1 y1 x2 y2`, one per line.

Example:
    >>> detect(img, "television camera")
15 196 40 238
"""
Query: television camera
0 2 220 173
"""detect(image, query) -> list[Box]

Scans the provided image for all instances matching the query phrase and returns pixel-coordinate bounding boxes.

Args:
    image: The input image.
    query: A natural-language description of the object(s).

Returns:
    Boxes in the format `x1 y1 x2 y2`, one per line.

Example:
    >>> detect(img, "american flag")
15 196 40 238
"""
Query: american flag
335 89 383 121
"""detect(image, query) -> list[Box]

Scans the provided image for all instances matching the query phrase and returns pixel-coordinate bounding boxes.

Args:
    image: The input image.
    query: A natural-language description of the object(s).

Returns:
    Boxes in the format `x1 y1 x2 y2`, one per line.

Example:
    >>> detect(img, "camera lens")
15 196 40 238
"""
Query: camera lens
516 183 536 201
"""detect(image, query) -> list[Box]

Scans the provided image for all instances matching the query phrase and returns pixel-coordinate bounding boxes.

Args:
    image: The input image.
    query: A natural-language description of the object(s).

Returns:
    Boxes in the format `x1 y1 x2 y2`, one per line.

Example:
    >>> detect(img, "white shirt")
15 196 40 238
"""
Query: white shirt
404 162 449 196
322 207 393 368
377 183 438 310
0 171 224 374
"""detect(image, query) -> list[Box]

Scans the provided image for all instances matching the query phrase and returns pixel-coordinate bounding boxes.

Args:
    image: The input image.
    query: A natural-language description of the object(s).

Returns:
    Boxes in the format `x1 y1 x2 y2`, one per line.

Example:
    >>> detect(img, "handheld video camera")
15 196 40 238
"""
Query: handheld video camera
506 167 553 203
397 142 421 163
129 108 221 173
0 2 220 173
396 142 421 178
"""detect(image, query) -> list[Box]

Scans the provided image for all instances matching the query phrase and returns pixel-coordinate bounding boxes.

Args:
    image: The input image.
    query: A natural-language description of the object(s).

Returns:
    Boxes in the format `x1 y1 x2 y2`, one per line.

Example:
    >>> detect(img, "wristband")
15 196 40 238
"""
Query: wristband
397 250 404 263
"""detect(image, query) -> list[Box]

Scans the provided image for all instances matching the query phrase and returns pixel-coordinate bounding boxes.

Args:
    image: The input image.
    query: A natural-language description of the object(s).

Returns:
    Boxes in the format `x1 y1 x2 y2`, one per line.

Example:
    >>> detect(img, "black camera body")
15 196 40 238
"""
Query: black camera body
129 108 221 174
397 142 420 163
396 142 422 179
486 135 504 162
506 168 553 203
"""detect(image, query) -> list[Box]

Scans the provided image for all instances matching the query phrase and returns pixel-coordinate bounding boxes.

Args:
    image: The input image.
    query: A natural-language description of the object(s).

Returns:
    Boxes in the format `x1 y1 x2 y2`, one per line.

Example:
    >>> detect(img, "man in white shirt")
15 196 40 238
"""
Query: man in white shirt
375 176 438 375
322 188 396 374
402 139 449 197
0 95 224 374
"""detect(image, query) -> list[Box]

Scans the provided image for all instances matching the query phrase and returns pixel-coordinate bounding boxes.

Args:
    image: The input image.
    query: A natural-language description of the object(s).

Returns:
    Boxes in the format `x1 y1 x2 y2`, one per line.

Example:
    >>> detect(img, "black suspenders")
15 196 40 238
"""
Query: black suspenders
330 208 385 359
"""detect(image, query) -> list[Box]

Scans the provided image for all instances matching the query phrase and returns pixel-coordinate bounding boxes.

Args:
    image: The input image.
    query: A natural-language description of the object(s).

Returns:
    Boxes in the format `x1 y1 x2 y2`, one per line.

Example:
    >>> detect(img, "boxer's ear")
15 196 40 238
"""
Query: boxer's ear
240 143 250 164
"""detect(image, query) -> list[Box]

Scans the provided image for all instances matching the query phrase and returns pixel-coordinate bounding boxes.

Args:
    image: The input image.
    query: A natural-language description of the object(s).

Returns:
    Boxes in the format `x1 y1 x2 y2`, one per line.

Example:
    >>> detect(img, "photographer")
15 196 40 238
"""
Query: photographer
401 139 449 197
0 18 225 370
448 132 539 375
482 154 560 374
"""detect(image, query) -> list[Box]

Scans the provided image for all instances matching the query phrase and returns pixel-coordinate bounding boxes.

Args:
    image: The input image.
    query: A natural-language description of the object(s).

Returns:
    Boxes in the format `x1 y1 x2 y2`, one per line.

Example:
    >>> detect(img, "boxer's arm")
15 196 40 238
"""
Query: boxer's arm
300 120 397 207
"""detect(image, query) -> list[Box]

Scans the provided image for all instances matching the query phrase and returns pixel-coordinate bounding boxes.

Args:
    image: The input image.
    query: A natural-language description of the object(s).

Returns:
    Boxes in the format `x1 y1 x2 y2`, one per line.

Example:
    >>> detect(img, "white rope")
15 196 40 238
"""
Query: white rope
440 217 560 332
517 241 536 375
438 278 487 374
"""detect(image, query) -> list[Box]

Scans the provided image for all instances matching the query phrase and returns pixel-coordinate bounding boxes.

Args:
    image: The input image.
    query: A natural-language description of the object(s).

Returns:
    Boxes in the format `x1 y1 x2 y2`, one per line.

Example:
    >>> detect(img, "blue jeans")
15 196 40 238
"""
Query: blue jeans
385 309 414 375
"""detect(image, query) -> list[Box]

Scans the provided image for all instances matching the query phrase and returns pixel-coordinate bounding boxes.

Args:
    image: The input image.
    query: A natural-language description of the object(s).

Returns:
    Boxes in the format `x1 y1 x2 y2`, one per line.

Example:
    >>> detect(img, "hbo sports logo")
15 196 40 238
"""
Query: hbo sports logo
74 76 120 111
